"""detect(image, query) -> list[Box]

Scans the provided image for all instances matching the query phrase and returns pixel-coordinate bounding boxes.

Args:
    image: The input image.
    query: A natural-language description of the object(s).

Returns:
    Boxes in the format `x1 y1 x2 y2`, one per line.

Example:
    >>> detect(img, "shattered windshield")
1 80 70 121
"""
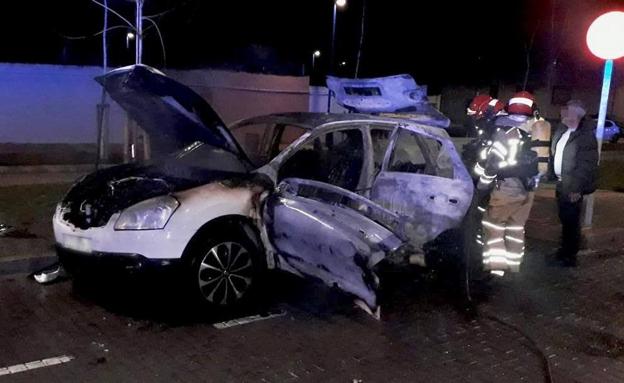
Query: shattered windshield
231 122 307 167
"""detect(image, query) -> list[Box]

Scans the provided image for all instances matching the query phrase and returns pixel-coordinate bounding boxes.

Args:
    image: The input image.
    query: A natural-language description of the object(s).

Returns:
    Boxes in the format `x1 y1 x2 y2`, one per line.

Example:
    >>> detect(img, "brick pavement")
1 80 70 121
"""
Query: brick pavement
1 241 624 382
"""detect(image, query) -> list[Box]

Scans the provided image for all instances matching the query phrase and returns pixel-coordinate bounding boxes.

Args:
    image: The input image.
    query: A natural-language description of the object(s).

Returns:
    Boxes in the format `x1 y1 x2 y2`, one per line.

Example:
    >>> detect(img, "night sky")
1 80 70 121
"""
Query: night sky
1 0 623 92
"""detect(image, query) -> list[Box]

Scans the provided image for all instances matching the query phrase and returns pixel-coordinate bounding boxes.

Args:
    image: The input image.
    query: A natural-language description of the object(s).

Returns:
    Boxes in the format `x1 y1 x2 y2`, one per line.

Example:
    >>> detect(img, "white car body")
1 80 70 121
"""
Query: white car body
54 65 475 311
54 182 257 261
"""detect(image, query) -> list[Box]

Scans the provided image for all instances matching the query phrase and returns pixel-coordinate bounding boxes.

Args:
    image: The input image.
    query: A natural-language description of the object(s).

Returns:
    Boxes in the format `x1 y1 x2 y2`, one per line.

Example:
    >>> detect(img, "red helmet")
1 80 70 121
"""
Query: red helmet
467 94 505 119
507 91 536 116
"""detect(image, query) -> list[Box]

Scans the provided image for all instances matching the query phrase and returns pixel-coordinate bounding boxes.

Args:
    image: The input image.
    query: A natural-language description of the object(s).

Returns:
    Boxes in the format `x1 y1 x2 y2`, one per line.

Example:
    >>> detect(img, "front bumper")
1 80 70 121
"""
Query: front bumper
56 245 181 275
52 208 194 263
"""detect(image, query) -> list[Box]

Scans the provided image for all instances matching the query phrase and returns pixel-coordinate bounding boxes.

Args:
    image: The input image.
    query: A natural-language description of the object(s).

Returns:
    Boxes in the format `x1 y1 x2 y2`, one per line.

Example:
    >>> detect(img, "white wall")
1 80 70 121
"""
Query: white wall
308 86 349 113
167 68 309 124
0 63 126 143
0 63 311 144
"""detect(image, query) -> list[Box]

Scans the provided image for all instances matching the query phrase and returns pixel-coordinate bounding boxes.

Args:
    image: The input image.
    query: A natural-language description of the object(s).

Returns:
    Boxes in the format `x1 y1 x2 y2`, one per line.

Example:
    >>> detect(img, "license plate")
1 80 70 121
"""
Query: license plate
63 235 92 253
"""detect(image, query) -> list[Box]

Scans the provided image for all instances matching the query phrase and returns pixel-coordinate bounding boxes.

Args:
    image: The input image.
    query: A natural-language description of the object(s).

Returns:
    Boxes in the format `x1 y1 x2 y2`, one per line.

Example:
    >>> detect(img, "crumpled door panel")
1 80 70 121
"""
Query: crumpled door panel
262 178 405 311
371 125 474 251
371 173 473 251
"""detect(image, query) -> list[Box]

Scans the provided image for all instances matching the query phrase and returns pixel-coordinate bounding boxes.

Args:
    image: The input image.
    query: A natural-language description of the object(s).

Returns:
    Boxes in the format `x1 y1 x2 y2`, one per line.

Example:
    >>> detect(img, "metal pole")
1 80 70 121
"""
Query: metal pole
330 3 337 73
547 0 556 91
596 59 613 159
583 59 613 226
126 0 144 162
327 3 337 112
354 0 366 78
102 0 108 75
136 0 143 64
95 0 110 170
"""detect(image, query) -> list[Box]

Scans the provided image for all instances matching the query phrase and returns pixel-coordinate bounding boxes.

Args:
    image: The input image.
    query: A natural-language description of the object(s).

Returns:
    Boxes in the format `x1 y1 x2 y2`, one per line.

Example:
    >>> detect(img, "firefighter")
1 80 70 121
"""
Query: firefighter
464 94 507 278
464 94 506 181
466 94 506 138
474 91 540 275
496 92 551 179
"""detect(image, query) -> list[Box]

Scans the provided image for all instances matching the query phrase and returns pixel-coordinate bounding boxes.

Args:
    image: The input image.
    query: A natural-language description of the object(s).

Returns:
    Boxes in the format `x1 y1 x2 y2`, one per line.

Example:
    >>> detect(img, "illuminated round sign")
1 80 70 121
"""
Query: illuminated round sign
587 11 624 60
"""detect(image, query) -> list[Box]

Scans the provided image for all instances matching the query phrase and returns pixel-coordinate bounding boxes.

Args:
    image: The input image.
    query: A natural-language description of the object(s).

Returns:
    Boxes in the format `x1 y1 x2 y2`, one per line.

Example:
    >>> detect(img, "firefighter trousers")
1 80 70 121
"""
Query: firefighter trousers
481 178 534 273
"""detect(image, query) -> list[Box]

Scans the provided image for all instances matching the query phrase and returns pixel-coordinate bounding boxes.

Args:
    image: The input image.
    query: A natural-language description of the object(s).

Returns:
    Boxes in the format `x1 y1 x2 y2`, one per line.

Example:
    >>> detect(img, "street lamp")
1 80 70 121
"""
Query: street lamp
312 50 321 72
330 0 346 74
583 11 624 225
328 0 346 112
126 31 135 49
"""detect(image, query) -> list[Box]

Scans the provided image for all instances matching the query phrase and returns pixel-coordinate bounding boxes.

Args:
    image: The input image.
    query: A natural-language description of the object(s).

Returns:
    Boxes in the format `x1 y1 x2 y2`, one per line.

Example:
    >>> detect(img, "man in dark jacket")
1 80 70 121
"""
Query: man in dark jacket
549 99 598 266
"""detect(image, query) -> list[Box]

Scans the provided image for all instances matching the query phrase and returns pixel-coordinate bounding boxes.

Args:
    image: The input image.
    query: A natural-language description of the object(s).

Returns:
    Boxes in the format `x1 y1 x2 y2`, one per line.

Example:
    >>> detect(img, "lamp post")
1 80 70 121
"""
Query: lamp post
328 0 346 112
126 32 135 49
135 0 144 64
312 50 321 72
95 0 110 170
583 11 624 226
330 0 346 73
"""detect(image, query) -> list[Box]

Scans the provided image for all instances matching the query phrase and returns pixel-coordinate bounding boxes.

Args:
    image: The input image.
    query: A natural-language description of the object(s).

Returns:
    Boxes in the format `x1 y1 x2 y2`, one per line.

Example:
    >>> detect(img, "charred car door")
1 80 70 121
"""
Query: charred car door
262 178 406 313
370 124 474 256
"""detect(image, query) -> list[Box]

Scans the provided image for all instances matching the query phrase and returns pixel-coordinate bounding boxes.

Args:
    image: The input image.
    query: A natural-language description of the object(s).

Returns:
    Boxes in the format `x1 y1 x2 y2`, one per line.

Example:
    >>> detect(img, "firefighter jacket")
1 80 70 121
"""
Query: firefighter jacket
463 114 499 183
473 123 538 191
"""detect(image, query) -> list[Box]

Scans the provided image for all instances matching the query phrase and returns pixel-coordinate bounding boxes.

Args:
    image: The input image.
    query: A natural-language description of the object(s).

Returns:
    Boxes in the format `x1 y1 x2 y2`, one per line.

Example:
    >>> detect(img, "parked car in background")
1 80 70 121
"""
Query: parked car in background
53 65 477 317
545 117 620 144
593 118 622 143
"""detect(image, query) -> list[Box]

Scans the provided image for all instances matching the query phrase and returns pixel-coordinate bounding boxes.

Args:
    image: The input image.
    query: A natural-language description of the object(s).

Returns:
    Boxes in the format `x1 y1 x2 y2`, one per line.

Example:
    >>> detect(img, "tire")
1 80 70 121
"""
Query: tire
187 228 265 309
610 134 620 144
457 194 490 307
420 194 486 310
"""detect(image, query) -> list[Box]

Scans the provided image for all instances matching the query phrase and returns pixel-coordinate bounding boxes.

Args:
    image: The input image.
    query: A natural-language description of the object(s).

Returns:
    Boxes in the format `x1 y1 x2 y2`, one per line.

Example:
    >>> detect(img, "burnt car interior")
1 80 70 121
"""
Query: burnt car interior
388 129 453 179
277 128 364 191
371 128 393 174
270 124 307 156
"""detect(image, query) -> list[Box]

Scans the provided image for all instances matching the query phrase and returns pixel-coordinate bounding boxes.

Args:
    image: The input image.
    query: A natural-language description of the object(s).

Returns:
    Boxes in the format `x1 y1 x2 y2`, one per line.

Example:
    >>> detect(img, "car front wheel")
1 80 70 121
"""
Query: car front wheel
188 232 264 308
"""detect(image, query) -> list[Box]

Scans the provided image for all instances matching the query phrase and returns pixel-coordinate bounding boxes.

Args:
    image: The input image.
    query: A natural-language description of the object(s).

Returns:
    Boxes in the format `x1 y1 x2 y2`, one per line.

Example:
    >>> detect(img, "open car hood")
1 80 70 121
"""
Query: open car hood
97 65 249 161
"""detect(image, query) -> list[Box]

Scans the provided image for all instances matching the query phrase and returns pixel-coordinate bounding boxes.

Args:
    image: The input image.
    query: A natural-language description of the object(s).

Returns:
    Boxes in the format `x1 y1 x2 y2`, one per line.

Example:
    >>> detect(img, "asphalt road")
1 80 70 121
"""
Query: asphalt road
2 240 624 382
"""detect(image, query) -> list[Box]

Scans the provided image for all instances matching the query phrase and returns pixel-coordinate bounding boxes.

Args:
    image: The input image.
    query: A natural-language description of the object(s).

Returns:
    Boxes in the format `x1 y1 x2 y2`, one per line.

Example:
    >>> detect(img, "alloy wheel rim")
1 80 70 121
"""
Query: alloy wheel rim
197 241 253 305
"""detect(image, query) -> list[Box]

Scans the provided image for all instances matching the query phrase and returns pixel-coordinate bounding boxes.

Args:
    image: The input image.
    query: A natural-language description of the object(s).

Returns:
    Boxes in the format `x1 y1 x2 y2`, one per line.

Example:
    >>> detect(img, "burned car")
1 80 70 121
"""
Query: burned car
53 65 476 315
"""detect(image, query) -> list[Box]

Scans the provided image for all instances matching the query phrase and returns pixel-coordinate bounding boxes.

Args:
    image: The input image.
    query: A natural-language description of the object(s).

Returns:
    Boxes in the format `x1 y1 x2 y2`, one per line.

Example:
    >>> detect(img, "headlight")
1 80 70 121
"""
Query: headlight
114 195 179 230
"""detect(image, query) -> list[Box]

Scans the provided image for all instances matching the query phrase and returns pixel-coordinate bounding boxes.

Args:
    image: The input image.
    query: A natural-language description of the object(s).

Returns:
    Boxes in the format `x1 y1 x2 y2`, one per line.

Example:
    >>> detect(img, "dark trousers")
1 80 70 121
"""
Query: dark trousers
556 188 583 258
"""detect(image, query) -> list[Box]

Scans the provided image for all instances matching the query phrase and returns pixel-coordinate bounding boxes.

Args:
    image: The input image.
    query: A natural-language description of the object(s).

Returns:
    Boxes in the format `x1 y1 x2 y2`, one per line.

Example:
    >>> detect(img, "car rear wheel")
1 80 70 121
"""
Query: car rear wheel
188 231 264 308
457 193 490 307
610 134 620 144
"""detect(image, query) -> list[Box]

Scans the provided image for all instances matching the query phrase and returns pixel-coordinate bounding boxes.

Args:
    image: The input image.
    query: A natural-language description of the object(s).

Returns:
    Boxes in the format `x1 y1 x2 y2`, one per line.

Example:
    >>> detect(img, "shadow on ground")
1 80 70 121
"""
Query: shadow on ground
62 264 493 327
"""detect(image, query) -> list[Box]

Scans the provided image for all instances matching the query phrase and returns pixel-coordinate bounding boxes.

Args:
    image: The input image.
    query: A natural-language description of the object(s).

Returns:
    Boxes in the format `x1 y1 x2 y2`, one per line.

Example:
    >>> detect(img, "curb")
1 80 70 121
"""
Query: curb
0 253 58 276
526 225 624 252
0 164 115 174
0 165 93 174
584 227 624 251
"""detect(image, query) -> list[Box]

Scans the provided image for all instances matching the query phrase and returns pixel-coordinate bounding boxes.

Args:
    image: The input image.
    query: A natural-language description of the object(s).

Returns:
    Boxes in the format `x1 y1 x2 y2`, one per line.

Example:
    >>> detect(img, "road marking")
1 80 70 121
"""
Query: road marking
213 310 287 329
0 355 74 376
